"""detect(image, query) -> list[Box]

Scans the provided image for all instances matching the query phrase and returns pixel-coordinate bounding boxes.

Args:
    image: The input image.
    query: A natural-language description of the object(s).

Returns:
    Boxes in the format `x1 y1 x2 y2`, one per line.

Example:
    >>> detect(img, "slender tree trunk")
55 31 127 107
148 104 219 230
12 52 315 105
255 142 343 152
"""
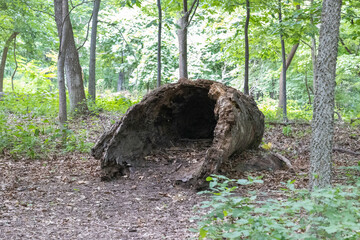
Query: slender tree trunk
0 32 19 92
54 0 88 114
178 0 189 79
244 0 250 95
310 0 317 92
278 0 287 122
176 0 199 79
117 71 124 92
56 0 71 125
11 36 18 92
278 4 300 110
88 0 101 101
310 0 342 190
157 0 162 87
278 43 299 106
304 68 312 104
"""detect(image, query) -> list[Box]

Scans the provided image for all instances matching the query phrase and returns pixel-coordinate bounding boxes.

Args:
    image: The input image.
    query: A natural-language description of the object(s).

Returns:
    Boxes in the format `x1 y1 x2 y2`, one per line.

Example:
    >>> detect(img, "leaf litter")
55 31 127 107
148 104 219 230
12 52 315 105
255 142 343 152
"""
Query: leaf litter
1 115 359 239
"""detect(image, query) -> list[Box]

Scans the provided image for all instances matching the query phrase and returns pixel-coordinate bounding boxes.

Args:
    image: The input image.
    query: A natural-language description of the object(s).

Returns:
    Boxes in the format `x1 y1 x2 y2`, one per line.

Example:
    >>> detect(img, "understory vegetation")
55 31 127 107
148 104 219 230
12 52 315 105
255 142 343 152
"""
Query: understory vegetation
0 91 138 158
193 175 360 239
1 88 356 159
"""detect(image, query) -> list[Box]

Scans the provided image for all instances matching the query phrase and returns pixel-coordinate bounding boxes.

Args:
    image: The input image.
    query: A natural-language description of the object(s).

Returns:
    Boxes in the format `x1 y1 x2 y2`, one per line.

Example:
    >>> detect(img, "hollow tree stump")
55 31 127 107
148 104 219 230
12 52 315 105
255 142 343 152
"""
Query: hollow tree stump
91 79 265 187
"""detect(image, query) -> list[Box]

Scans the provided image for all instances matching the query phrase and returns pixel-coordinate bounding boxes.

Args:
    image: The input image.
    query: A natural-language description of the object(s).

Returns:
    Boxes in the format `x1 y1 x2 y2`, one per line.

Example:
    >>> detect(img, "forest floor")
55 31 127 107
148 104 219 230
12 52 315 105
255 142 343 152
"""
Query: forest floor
1 114 359 239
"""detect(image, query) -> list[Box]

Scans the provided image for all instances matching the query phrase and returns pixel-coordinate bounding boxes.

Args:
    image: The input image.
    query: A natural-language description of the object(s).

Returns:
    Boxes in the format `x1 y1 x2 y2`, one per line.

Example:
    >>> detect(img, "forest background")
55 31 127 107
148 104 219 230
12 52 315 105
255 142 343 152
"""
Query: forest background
1 0 359 117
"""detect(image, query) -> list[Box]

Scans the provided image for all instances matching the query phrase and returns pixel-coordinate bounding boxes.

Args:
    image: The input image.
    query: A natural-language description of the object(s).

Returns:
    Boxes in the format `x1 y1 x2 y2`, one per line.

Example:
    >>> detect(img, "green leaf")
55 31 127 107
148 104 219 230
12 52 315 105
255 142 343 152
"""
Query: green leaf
199 227 207 239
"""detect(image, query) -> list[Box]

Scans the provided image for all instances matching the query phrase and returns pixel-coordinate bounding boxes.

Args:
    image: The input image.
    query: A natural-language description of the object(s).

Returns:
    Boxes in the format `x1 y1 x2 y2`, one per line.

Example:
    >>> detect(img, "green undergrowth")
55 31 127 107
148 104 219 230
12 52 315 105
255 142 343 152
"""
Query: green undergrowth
0 91 138 159
258 98 358 123
192 175 360 240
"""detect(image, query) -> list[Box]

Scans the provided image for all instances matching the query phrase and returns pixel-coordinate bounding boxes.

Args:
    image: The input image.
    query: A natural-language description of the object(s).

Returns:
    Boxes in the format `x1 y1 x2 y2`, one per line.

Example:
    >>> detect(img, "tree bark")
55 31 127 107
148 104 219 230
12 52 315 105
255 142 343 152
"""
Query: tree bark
177 0 199 79
56 0 71 125
54 0 88 114
11 35 18 92
278 4 300 111
157 0 162 88
177 0 189 79
88 0 101 101
244 0 250 95
310 0 317 92
310 0 342 190
117 71 124 92
278 0 287 122
0 32 19 92
92 79 265 187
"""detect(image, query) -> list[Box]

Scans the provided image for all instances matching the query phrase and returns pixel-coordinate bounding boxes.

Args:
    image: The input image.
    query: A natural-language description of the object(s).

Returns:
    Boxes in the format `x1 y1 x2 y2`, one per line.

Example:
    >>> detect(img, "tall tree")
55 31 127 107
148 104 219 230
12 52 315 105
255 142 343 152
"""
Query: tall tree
243 0 250 95
278 0 287 121
278 4 300 110
117 50 125 91
88 0 101 101
177 0 199 79
0 32 19 92
56 0 71 124
310 0 342 190
310 0 317 92
157 0 162 87
54 0 88 114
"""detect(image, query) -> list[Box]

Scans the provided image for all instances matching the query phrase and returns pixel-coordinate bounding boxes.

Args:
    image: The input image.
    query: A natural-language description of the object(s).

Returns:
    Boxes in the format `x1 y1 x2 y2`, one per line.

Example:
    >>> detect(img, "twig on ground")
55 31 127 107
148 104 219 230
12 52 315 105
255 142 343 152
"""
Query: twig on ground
333 148 360 156
272 152 293 170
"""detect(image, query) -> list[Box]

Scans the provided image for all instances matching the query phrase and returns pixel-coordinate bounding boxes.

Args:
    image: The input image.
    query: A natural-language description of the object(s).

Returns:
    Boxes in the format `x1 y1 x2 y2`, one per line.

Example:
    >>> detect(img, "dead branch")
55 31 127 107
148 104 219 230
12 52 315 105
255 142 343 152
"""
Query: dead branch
350 118 360 124
333 148 360 156
272 152 293 170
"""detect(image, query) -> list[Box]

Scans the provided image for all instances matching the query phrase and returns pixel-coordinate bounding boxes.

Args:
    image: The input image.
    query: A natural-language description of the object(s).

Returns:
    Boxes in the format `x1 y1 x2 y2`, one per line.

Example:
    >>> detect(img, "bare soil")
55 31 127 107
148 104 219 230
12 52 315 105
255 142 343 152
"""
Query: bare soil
1 116 359 239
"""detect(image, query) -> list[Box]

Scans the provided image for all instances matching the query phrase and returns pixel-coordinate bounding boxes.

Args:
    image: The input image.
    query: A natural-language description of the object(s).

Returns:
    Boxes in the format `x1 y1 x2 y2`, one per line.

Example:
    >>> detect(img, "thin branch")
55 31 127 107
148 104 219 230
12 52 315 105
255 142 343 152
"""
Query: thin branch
77 11 93 51
98 20 138 62
333 147 360 156
300 39 313 50
187 0 199 27
339 37 352 54
21 0 55 17
59 0 93 52
188 0 198 16
272 152 293 170
11 36 18 92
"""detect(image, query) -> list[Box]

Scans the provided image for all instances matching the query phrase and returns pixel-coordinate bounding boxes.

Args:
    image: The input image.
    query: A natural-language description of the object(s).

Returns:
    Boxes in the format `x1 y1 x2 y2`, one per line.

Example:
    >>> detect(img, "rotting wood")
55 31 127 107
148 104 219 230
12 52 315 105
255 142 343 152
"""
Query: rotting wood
92 79 265 187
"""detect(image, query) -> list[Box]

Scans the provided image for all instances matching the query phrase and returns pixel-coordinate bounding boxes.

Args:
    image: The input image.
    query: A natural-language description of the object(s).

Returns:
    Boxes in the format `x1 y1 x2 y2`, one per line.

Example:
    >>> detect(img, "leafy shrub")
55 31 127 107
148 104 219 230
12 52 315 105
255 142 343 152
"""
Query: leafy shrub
88 94 139 113
257 98 312 122
282 125 292 137
193 175 360 240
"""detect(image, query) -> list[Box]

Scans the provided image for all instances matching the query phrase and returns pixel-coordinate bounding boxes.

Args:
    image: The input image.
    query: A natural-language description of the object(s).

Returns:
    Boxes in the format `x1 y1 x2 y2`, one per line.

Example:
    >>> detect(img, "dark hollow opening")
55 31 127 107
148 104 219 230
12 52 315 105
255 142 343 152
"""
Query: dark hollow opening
172 88 217 139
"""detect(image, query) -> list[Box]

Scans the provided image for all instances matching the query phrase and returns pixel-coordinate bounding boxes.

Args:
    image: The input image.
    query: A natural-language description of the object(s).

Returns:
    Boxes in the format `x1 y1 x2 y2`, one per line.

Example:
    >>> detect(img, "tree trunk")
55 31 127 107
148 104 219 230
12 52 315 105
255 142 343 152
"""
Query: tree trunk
157 0 162 88
278 0 287 121
54 0 88 114
310 0 342 190
56 0 71 125
244 0 250 95
117 71 124 92
278 43 299 106
278 4 300 111
11 35 18 92
92 79 265 187
0 32 19 92
177 0 189 79
88 0 101 101
310 0 317 92
304 68 312 105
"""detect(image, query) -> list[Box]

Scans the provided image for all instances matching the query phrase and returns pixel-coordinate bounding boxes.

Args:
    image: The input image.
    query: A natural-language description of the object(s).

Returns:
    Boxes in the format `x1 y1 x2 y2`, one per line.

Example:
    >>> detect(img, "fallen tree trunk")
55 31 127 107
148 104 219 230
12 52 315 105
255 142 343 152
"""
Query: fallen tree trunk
92 79 265 187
